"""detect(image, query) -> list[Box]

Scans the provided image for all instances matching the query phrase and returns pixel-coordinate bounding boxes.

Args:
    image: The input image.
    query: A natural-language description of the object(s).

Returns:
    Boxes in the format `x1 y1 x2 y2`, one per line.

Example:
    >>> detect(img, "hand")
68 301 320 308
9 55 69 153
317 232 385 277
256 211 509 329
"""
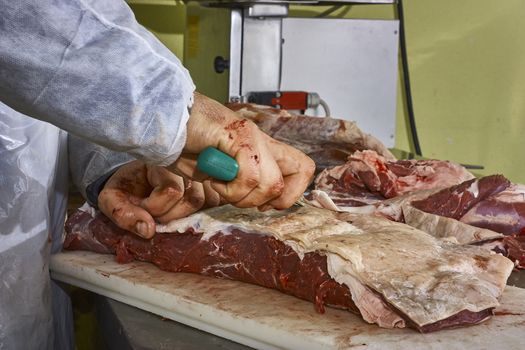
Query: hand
97 161 224 239
169 93 316 210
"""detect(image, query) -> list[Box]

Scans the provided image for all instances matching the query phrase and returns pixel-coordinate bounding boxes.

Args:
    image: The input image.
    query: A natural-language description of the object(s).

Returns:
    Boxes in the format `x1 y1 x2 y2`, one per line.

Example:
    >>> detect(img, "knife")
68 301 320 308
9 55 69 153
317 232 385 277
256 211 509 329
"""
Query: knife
197 147 239 182
197 147 306 207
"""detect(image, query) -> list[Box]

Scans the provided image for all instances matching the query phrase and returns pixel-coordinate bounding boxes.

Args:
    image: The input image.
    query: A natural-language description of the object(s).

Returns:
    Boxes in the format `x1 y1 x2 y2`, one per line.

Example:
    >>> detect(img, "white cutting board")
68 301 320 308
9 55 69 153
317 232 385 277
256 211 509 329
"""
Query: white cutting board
50 251 525 350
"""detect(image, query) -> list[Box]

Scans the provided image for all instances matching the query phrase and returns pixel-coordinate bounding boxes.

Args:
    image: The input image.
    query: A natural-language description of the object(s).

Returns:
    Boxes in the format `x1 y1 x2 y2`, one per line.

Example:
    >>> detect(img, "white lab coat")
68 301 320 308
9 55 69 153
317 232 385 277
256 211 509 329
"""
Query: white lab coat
0 104 72 349
0 0 195 348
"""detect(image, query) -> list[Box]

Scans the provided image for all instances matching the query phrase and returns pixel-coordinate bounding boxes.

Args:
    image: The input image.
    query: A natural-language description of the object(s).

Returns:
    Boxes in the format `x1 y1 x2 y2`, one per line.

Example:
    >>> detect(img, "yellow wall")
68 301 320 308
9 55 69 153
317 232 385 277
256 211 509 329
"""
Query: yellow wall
128 2 186 59
130 1 525 183
398 0 525 183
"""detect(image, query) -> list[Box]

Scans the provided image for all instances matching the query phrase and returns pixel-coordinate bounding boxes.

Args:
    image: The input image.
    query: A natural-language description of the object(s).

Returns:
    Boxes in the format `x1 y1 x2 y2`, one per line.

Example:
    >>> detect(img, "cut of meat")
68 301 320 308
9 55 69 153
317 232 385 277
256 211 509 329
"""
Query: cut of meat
66 212 359 314
65 209 402 329
227 103 395 171
503 234 525 268
405 175 525 268
460 184 525 235
411 175 510 220
64 204 513 332
313 150 474 208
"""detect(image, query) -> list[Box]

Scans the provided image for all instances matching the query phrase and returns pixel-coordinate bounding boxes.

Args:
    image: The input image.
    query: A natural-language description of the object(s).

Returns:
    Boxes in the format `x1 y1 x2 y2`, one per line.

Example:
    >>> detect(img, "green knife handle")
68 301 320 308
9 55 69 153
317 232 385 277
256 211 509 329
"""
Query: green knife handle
197 147 239 182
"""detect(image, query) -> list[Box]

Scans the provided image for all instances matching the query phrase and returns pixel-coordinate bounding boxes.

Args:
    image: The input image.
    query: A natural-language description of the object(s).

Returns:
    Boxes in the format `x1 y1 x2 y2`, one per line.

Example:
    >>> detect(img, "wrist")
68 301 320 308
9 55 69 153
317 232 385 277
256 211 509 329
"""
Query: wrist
86 167 122 209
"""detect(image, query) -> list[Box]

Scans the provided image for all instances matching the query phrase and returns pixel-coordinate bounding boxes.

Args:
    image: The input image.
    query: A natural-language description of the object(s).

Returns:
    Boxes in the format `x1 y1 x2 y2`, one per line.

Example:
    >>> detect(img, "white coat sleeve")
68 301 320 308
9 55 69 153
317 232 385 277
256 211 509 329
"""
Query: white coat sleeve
0 0 195 166
68 133 134 200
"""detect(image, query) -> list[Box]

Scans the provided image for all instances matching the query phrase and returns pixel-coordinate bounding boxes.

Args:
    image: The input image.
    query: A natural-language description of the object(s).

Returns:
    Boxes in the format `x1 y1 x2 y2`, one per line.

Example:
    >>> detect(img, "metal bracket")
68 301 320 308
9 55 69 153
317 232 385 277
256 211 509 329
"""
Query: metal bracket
246 4 288 17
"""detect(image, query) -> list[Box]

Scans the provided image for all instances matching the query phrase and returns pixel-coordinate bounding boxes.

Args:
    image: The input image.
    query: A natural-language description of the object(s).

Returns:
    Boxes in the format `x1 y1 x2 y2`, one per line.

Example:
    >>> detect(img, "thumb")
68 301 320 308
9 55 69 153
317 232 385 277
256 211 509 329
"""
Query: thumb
98 188 156 239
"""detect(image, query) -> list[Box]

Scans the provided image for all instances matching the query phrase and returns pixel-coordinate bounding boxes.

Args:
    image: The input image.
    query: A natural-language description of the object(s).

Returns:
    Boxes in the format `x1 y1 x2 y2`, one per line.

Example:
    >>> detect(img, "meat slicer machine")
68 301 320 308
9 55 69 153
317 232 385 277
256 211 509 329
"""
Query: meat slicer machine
185 0 398 147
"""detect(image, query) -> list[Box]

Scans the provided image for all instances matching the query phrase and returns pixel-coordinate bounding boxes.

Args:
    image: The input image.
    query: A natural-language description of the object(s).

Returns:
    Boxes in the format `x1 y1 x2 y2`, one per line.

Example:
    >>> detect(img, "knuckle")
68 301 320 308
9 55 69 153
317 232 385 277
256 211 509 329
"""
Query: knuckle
304 157 316 177
163 185 184 200
97 189 113 208
267 178 284 197
245 120 258 132
111 206 126 221
188 194 205 208
218 183 250 203
147 207 165 217
98 188 108 200
244 176 259 189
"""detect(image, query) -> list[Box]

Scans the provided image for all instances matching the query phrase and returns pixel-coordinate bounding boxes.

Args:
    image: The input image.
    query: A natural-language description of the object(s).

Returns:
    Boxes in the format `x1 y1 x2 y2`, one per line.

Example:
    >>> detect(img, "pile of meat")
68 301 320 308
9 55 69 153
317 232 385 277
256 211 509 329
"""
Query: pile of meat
311 149 474 208
63 103 524 333
307 149 525 268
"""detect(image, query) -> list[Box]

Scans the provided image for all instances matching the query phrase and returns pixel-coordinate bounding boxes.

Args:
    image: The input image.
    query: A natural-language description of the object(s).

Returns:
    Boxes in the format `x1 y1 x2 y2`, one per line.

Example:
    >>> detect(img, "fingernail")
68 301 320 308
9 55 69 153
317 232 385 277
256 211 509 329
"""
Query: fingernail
135 221 148 238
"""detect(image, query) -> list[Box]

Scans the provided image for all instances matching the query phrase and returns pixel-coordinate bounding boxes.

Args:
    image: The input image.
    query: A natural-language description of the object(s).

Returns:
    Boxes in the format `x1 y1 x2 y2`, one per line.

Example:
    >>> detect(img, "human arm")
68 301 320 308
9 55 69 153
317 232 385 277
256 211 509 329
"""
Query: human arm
2 0 315 211
0 0 193 165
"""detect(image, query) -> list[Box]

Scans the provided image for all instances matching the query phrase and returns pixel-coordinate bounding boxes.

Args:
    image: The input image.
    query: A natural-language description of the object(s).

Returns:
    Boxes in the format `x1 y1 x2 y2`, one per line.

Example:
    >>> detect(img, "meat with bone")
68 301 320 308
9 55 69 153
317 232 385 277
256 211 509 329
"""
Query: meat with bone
64 204 513 332
226 103 395 171
311 149 474 208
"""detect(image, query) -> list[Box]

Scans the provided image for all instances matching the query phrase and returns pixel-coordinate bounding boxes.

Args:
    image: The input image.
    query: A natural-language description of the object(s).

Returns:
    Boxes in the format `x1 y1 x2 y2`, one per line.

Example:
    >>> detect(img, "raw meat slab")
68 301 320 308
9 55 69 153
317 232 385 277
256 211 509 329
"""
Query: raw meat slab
50 251 525 350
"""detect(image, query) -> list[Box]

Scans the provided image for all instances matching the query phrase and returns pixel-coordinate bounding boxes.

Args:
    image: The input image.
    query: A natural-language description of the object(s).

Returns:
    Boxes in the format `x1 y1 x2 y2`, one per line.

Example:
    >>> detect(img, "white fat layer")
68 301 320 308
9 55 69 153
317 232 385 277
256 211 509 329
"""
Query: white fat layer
309 190 341 211
157 210 306 260
157 205 363 239
155 205 513 328
337 205 377 214
467 180 480 198
156 212 258 240
491 183 525 203
402 204 503 244
326 254 405 328
79 202 96 217
308 190 378 214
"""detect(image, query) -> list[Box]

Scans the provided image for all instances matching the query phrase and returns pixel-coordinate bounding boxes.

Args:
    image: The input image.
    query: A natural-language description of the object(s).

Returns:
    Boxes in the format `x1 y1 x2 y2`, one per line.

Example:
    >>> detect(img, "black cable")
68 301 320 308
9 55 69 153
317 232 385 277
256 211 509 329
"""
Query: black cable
315 5 343 18
396 0 422 156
